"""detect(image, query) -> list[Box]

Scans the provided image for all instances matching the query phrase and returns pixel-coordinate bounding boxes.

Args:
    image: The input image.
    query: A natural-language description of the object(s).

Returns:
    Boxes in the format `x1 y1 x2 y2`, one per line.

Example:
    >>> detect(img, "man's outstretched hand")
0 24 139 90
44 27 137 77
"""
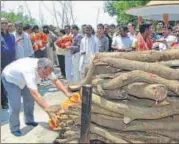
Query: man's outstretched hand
47 112 58 127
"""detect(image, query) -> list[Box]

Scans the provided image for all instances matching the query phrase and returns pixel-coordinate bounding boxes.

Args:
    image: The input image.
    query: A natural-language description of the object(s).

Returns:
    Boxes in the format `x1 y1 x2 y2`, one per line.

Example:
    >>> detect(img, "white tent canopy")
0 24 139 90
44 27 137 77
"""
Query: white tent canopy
126 1 179 21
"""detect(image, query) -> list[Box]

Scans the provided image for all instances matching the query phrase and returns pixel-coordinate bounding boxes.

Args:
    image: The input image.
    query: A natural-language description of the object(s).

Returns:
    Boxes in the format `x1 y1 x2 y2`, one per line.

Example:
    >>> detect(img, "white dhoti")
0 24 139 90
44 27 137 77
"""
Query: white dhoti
65 50 72 82
71 52 80 82
46 46 54 64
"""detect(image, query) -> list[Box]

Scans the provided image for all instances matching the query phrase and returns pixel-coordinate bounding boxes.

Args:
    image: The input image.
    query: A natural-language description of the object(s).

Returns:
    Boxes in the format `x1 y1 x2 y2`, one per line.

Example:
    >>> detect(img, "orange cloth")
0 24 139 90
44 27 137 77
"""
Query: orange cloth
48 93 80 130
135 33 153 51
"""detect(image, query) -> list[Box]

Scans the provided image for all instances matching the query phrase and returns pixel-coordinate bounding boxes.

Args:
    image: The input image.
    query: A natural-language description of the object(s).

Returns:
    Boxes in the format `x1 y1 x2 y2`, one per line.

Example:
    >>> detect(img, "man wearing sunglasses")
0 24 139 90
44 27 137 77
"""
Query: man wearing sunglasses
1 57 72 137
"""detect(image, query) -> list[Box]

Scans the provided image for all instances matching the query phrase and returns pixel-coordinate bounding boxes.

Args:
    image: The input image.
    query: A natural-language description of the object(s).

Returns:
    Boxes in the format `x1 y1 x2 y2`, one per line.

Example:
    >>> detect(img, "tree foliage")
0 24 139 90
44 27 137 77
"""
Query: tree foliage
1 10 37 25
104 1 150 25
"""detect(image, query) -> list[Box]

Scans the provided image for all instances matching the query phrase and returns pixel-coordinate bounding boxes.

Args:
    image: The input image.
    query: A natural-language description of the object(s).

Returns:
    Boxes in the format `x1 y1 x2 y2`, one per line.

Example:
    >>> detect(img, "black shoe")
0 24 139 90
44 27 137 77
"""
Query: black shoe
25 122 38 127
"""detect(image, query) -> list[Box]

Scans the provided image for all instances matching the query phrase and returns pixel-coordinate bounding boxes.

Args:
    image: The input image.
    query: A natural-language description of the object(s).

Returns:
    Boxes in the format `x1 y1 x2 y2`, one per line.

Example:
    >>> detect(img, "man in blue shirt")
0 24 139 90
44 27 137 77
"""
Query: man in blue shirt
1 17 16 109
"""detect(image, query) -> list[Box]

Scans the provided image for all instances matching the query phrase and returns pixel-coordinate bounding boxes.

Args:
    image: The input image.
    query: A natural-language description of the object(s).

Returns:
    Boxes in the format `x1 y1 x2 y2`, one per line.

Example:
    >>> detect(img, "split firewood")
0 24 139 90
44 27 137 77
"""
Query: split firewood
92 94 179 124
90 124 129 143
101 70 179 96
94 48 179 62
93 57 179 80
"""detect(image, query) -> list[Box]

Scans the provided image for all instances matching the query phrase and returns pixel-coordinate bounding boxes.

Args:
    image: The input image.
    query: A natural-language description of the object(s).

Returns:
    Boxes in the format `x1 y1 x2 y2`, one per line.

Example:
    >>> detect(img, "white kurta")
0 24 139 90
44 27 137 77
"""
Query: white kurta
79 35 98 79
71 52 80 82
65 34 73 82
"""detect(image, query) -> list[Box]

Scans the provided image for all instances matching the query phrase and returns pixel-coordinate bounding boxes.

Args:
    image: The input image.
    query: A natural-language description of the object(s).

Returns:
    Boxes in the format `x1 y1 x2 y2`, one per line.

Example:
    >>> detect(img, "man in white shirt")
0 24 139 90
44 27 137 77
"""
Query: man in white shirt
1 58 72 136
153 25 178 51
112 26 133 52
13 21 34 59
79 25 98 79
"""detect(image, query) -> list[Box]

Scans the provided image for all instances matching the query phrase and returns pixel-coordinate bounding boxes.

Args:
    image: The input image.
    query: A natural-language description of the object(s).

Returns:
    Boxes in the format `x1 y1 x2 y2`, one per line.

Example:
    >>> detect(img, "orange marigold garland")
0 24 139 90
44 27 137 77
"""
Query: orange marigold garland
48 93 80 130
30 32 48 51
55 35 73 49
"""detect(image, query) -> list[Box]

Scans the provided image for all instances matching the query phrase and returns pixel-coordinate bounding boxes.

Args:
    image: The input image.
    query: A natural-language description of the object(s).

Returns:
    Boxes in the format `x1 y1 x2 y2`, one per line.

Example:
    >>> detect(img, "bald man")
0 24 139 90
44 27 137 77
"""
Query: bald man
1 17 16 109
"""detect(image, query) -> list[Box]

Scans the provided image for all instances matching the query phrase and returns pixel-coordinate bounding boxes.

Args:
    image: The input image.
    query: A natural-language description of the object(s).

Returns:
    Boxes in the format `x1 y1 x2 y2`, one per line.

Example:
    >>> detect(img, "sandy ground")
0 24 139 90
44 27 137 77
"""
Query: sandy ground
1 68 68 143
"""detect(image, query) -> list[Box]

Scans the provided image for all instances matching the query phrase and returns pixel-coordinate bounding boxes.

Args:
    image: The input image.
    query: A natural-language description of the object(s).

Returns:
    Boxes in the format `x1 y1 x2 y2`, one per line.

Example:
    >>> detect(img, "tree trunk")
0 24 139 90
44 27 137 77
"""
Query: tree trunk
112 131 173 143
92 78 168 102
123 83 167 102
94 57 179 80
90 124 129 143
158 60 179 67
101 70 179 96
93 87 129 100
94 48 179 62
148 130 179 141
92 94 179 124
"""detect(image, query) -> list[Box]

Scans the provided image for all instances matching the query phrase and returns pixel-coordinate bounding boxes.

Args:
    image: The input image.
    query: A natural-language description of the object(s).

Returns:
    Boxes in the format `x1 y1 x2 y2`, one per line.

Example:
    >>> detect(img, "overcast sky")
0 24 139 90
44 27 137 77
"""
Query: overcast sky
2 1 117 29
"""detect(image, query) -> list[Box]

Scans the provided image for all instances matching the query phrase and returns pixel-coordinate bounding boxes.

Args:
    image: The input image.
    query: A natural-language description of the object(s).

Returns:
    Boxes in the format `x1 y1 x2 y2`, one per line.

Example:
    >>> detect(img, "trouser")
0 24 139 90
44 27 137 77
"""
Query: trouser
34 49 45 58
53 51 59 66
57 55 66 77
1 75 35 133
1 80 8 107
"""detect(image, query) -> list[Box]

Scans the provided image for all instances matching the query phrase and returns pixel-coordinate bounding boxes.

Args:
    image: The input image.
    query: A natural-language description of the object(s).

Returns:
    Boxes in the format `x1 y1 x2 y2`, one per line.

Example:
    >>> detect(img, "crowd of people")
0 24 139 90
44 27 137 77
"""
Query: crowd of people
1 17 179 109
1 17 179 136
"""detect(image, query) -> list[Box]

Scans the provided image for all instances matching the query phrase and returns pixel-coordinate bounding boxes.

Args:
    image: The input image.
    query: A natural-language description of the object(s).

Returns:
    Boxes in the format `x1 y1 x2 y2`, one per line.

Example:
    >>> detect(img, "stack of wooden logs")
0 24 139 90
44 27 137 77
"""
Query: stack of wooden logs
50 49 179 143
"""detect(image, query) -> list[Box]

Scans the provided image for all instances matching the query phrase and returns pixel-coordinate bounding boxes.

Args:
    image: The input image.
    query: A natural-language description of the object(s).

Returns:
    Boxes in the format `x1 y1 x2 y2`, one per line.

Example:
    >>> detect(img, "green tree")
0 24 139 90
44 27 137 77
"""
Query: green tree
1 10 37 25
104 1 150 25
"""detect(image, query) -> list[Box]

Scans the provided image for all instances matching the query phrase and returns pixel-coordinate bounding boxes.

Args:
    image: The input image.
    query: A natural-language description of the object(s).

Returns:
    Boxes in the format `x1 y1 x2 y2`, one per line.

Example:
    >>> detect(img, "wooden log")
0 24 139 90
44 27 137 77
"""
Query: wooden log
80 85 92 143
148 130 179 141
66 104 122 118
90 133 112 143
125 120 179 131
111 131 172 143
93 87 129 100
101 70 179 96
123 83 168 102
92 105 122 118
94 49 179 62
91 113 177 132
94 57 179 80
93 65 121 75
55 137 79 143
92 94 179 124
91 114 126 130
90 124 129 143
158 60 179 67
92 79 168 102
